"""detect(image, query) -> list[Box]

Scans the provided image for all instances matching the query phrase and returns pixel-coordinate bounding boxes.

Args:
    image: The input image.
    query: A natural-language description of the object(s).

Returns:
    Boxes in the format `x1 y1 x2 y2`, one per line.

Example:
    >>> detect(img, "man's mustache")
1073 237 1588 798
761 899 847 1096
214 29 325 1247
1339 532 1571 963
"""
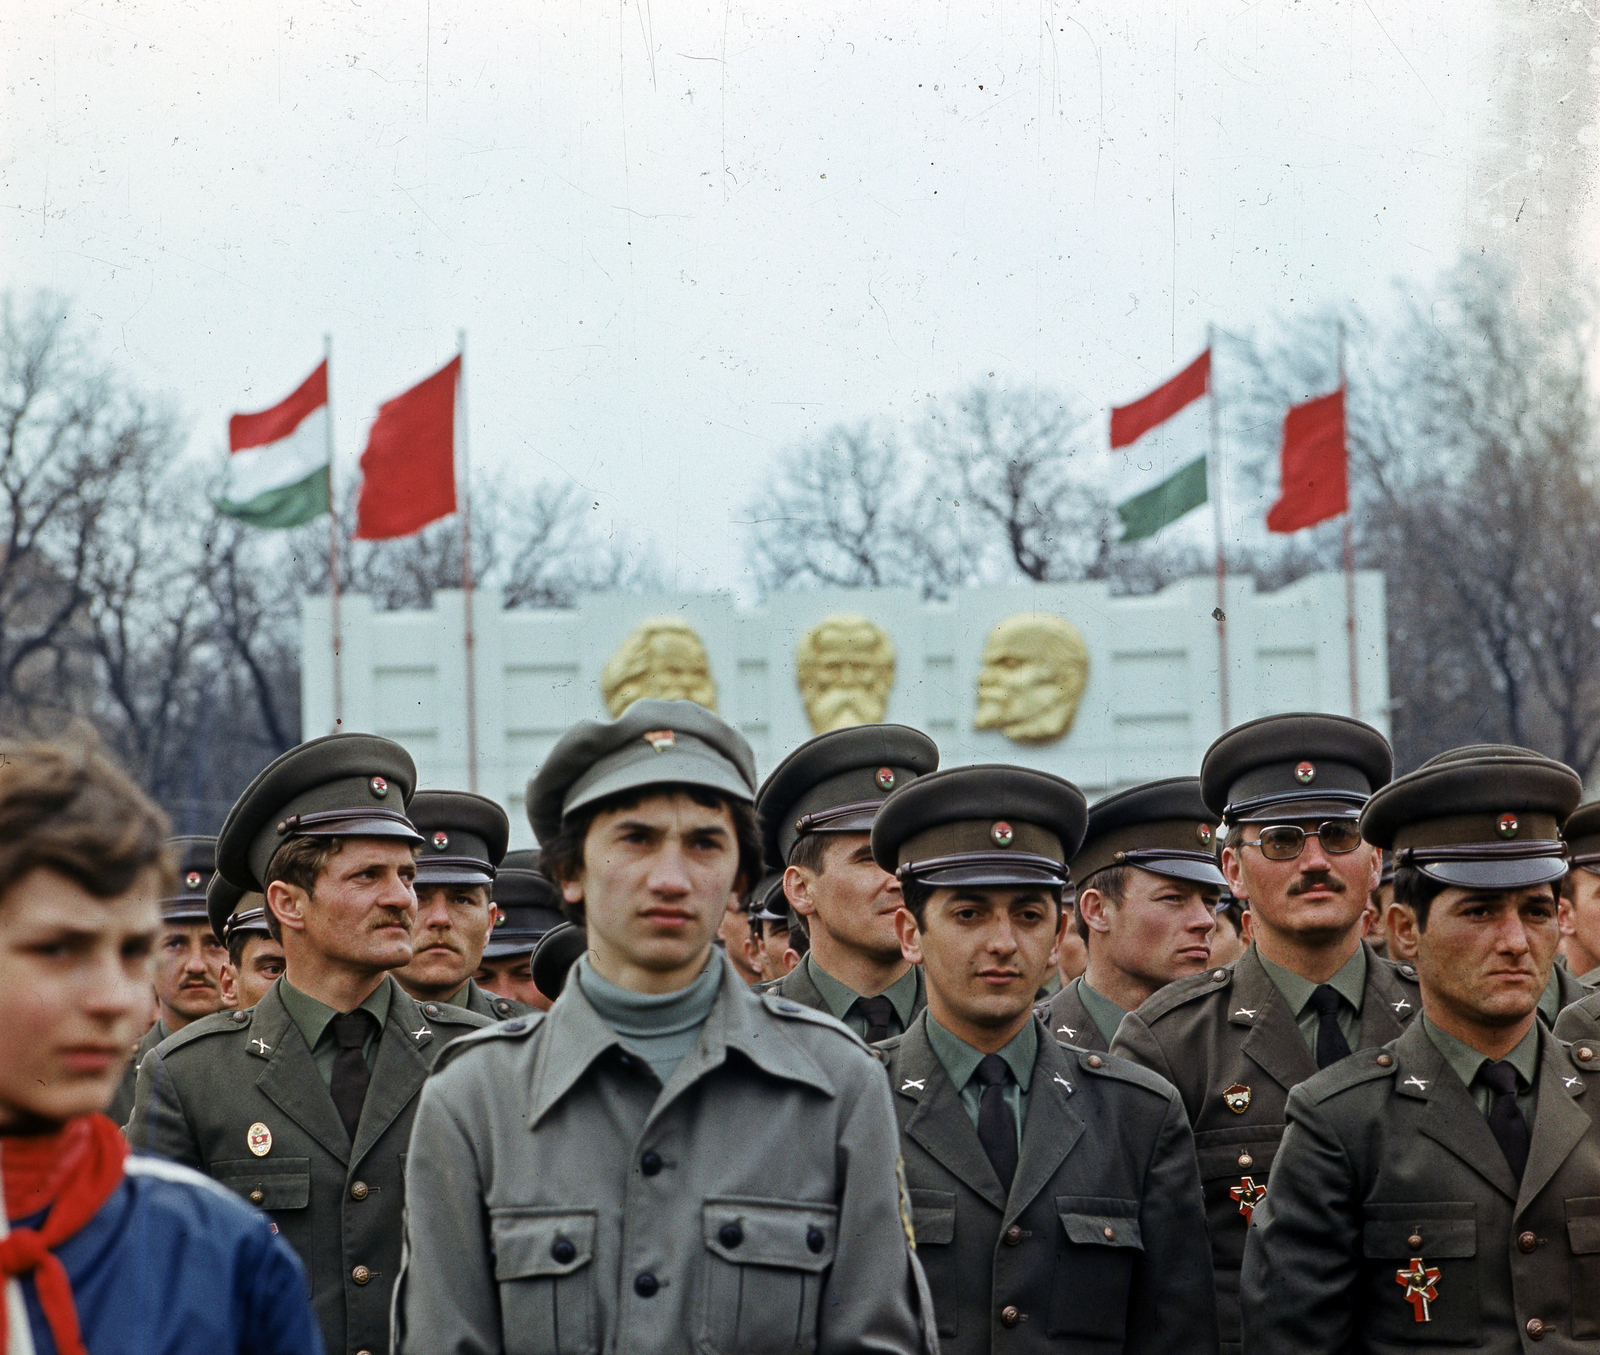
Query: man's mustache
1286 873 1347 896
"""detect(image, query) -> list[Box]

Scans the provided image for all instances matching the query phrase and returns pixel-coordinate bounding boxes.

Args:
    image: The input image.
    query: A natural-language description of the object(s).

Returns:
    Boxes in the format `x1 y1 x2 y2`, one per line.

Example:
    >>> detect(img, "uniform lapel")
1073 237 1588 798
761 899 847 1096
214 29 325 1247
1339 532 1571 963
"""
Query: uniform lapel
251 982 352 1166
1042 981 1106 1051
1517 1031 1592 1210
1234 947 1318 1093
1397 1022 1519 1201
897 1015 1009 1211
777 960 827 1011
1003 1034 1085 1227
350 982 433 1166
1358 947 1415 1047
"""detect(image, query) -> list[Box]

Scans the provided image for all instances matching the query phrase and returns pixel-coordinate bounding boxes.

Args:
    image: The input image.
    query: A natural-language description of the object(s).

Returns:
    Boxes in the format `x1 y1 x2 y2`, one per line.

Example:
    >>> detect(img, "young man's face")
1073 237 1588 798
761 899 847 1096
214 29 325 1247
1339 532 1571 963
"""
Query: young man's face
395 882 494 1000
898 885 1063 1034
1208 911 1248 968
716 891 762 983
221 935 286 1010
787 833 903 965
0 866 161 1128
475 951 550 1010
1407 883 1559 1032
1564 868 1600 967
152 919 228 1027
268 838 418 973
1222 817 1379 945
1080 869 1218 986
563 790 742 990
759 918 792 978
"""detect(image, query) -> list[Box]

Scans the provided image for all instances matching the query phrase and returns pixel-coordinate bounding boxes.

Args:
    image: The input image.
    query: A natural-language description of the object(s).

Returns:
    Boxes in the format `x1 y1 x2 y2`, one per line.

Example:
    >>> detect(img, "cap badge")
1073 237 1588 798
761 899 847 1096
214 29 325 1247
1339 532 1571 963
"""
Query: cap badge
991 821 1014 848
1196 823 1214 846
1223 1083 1252 1113
875 767 896 792
247 1122 272 1157
493 908 506 928
1497 813 1519 839
369 775 389 798
643 729 676 753
1295 761 1316 784
185 871 203 890
431 831 449 851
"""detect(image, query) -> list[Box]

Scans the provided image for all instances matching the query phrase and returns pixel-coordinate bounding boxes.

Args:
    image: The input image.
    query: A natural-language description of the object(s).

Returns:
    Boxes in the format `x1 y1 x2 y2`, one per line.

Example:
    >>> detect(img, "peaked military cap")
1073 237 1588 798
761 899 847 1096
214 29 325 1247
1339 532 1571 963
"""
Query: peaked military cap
531 921 588 999
748 871 788 924
484 867 565 959
756 725 939 869
222 901 273 947
217 732 423 893
409 789 509 887
501 848 542 871
1566 801 1600 877
1073 777 1226 889
527 699 756 845
871 764 1088 889
1360 746 1582 889
206 868 247 943
164 836 219 924
1201 712 1393 823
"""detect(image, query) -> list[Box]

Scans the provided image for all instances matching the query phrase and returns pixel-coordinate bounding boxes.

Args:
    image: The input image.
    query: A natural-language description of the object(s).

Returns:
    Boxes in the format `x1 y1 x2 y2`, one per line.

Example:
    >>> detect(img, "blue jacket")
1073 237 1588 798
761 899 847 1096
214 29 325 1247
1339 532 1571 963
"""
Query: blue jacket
12 1153 323 1355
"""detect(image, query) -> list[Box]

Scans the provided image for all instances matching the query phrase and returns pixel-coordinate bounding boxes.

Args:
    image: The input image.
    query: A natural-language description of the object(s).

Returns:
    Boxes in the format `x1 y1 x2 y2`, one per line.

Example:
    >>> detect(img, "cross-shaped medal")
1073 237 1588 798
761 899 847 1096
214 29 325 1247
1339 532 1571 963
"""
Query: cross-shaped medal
1229 1175 1266 1221
1395 1257 1439 1322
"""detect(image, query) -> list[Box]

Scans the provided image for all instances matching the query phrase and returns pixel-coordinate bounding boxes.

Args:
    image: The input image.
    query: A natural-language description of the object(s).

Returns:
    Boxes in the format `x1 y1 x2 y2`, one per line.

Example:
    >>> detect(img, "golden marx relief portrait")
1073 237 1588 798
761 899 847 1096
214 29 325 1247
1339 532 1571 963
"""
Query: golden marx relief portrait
973 613 1090 745
601 617 718 716
796 614 896 733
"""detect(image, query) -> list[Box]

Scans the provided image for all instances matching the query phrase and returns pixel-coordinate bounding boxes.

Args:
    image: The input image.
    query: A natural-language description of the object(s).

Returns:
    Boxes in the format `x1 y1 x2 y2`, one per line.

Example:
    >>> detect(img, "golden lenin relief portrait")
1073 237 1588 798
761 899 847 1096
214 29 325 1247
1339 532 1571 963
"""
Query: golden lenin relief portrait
973 613 1089 745
795 614 896 733
601 617 718 716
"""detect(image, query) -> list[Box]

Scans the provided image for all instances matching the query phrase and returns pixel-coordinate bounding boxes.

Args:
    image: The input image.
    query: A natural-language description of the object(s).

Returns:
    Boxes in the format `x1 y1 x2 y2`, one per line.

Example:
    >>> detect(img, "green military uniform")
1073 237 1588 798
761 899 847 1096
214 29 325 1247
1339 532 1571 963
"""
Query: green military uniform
1039 976 1116 1051
1110 713 1405 1353
1242 746 1591 1352
452 976 527 1020
128 733 492 1355
870 763 1219 1353
395 698 932 1354
755 724 939 1038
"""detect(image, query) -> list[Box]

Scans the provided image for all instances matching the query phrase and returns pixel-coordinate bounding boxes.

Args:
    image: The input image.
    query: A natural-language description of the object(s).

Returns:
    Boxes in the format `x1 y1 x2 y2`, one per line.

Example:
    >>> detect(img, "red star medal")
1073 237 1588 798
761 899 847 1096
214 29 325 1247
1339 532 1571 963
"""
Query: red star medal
1229 1175 1267 1221
1395 1257 1439 1322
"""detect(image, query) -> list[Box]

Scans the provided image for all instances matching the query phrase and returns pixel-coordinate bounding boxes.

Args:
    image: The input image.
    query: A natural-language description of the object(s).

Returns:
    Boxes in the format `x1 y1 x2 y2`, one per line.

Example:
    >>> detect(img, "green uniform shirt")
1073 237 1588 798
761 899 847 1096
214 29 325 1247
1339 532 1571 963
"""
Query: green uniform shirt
1423 1014 1540 1128
1074 976 1129 1046
805 955 920 1041
1258 943 1366 1055
923 1012 1035 1152
277 973 393 1086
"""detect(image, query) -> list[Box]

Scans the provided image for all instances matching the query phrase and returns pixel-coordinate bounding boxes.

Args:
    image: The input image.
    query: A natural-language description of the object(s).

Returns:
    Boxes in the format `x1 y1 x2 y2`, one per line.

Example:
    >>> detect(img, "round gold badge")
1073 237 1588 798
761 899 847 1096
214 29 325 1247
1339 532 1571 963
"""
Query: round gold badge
247 1121 273 1157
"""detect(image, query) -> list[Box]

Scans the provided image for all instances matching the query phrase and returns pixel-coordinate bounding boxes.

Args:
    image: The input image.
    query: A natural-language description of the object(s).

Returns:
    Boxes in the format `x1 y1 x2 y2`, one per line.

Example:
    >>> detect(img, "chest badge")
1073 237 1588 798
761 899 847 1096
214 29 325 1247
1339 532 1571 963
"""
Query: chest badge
1223 1083 1252 1114
247 1122 273 1157
1396 1257 1440 1322
1230 1175 1266 1221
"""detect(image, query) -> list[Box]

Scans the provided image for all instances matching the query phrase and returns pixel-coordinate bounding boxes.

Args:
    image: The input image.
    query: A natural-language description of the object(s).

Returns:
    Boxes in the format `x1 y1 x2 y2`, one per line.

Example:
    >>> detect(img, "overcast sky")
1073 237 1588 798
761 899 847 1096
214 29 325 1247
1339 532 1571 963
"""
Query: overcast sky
4 0 1595 594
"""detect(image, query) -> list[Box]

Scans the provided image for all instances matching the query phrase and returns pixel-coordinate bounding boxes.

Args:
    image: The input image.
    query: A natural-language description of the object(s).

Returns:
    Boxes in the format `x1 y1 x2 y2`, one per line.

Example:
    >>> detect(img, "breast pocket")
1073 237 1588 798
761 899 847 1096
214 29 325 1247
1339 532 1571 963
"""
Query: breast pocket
1361 1202 1478 1345
906 1190 957 1339
697 1198 838 1355
213 1157 312 1212
1194 1124 1284 1271
489 1208 598 1355
1046 1196 1143 1342
1567 1197 1600 1337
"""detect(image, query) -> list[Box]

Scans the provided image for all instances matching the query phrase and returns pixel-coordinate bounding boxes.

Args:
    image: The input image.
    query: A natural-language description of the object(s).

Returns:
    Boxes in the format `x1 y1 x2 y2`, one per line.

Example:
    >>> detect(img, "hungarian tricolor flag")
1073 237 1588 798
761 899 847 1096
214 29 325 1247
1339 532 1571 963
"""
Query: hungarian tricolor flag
1110 350 1212 540
1266 389 1347 533
218 361 330 528
1110 349 1210 449
354 355 460 540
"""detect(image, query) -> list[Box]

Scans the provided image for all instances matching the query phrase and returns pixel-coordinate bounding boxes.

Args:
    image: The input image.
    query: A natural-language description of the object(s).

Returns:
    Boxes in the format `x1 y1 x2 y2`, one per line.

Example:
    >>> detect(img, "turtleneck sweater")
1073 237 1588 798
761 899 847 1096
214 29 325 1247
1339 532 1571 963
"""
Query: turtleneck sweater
576 951 723 1083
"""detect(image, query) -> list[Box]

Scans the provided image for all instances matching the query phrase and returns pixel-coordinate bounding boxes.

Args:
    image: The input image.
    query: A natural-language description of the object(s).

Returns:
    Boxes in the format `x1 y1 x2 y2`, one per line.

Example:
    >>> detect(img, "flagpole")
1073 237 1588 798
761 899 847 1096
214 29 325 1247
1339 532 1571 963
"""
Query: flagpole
1339 320 1359 720
457 330 478 794
1207 325 1229 732
324 333 344 732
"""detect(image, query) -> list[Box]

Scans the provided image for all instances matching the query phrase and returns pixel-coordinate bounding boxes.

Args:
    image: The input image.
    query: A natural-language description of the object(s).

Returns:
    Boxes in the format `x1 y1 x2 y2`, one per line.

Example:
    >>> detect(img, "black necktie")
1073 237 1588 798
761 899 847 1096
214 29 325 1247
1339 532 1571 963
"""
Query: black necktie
975 1054 1019 1192
1481 1060 1530 1182
330 1010 377 1141
858 995 896 1044
1308 985 1352 1069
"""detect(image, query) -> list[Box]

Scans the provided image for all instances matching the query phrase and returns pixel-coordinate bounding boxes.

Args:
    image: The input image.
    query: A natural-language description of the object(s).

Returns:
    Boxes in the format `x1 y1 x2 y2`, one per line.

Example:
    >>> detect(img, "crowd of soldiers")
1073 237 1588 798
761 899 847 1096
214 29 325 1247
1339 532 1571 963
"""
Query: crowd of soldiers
5 698 1600 1354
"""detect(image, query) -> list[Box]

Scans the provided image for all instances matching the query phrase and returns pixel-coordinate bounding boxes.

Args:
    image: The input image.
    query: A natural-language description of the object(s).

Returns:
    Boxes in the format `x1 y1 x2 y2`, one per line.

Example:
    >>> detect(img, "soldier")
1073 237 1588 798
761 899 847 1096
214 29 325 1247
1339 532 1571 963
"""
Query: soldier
106 835 227 1125
393 789 528 1021
1241 747 1596 1353
1558 803 1600 984
745 872 794 980
1210 893 1249 968
1110 713 1419 1354
127 733 491 1355
873 765 1219 1354
1042 778 1224 1051
475 861 565 1011
395 699 931 1355
717 886 764 984
755 725 940 1040
212 874 287 1011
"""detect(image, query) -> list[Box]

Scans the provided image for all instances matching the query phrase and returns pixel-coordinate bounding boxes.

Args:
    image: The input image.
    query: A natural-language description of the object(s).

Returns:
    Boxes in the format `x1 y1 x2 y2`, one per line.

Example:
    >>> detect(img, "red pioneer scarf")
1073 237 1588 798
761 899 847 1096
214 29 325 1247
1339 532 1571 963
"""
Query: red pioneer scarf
0 1113 128 1355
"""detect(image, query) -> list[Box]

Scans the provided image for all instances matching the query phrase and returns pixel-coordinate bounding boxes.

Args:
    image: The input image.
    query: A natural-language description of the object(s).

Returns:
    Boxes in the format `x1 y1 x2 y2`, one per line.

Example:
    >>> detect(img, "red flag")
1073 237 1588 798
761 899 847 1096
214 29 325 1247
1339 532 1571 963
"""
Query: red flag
1110 349 1210 449
1266 389 1347 533
354 356 460 540
229 361 327 452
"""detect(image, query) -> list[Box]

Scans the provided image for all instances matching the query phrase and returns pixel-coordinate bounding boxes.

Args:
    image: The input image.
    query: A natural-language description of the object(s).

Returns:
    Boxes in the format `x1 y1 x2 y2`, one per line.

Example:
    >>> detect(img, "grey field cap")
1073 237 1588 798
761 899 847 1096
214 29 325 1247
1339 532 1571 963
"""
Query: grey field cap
527 698 757 845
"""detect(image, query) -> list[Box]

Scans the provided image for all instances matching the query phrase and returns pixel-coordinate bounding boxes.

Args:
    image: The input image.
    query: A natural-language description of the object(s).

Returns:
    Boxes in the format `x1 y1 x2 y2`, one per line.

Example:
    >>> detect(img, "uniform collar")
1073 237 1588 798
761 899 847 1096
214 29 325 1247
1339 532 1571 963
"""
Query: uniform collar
1074 976 1129 1045
1256 941 1366 1018
924 1011 1037 1095
1423 1014 1541 1093
278 972 393 1050
805 954 920 1025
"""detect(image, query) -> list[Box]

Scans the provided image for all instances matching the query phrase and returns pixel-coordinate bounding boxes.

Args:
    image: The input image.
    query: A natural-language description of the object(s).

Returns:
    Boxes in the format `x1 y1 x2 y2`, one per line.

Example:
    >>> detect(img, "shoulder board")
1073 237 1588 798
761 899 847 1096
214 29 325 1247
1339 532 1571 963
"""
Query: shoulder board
1296 1048 1399 1106
412 999 495 1029
1070 1046 1182 1100
430 1010 547 1072
759 992 869 1047
155 1008 254 1057
1131 965 1235 1024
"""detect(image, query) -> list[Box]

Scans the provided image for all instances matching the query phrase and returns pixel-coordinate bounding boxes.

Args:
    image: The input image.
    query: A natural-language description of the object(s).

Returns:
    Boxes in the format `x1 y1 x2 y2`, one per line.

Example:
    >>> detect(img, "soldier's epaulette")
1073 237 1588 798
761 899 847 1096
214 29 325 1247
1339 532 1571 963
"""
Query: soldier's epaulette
1129 963 1236 1024
429 1009 547 1072
1296 1047 1399 1106
1068 1045 1183 1101
1375 955 1420 985
411 999 494 1029
152 1007 256 1058
760 992 871 1048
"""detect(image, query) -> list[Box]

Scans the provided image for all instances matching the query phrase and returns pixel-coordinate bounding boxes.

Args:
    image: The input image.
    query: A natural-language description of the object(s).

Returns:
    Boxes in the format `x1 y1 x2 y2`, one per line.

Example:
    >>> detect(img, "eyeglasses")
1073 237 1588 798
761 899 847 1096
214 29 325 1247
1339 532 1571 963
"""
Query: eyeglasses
1240 820 1364 861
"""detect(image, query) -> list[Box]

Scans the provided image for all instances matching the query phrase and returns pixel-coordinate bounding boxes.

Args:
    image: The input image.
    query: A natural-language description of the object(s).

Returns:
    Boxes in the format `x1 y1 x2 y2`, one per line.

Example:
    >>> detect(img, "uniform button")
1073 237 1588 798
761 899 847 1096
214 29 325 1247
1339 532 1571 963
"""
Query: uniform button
1004 1225 1024 1246
1376 1054 1393 1067
807 1226 826 1253
1407 1234 1422 1249
719 1223 744 1248
1527 1317 1546 1340
1212 969 1228 982
352 1265 371 1285
641 1150 663 1176
494 1000 510 1016
1000 1305 1021 1328
1580 1047 1595 1061
1086 1055 1104 1069
424 1003 440 1018
1519 1231 1538 1253
1238 1152 1253 1168
231 1010 248 1023
249 1189 265 1205
551 1237 576 1264
349 1181 369 1201
634 1272 659 1298
356 1350 372 1355
1102 1226 1116 1241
